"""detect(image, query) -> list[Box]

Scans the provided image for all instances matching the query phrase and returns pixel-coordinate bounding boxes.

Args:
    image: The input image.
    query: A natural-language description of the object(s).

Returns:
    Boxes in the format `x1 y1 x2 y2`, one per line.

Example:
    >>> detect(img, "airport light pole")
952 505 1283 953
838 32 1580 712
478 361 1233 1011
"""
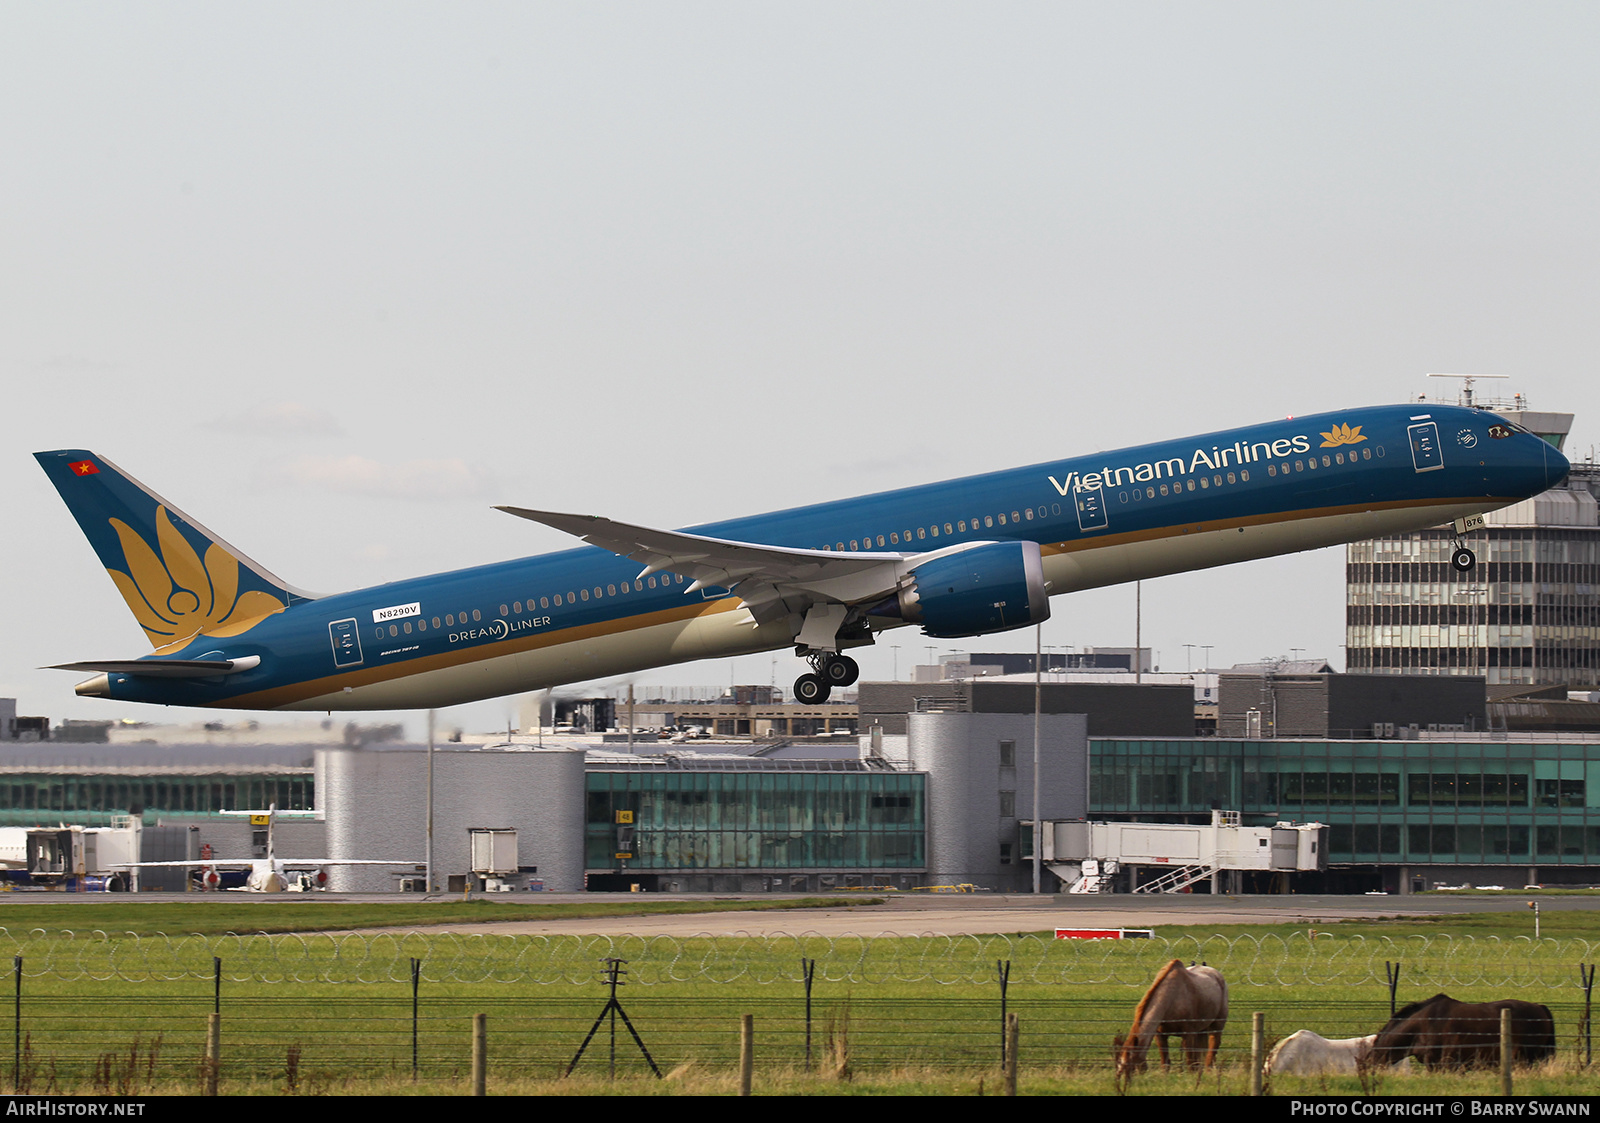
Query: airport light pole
1135 581 1142 685
426 708 435 895
1032 623 1042 895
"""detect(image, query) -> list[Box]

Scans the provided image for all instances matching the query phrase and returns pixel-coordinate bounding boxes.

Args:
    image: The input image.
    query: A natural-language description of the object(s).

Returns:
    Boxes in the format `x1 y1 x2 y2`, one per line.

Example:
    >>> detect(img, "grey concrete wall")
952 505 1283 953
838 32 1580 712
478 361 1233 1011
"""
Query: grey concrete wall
319 744 587 892
908 712 1087 892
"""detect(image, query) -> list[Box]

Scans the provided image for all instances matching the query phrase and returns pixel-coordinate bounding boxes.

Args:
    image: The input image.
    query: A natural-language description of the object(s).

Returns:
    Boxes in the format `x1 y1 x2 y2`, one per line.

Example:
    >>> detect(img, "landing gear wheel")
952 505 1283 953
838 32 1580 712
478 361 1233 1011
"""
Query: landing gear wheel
822 655 859 688
1451 547 1477 572
793 673 831 705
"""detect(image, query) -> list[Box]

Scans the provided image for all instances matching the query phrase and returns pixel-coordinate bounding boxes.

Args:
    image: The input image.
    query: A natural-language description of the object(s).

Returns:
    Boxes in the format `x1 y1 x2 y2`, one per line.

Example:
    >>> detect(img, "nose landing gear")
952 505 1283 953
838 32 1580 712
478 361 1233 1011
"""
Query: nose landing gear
1451 546 1477 572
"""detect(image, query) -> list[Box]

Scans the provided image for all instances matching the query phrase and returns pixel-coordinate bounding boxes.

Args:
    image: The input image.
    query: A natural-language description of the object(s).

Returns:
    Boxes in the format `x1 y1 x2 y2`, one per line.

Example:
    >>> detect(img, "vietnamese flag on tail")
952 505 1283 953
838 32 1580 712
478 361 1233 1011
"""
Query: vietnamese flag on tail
68 460 98 476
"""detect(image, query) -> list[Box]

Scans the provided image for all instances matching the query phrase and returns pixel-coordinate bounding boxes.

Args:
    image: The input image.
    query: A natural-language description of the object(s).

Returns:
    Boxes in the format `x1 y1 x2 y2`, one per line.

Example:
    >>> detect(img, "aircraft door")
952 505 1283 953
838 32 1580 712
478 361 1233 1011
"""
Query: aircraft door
1075 485 1108 532
328 619 364 667
1408 422 1444 473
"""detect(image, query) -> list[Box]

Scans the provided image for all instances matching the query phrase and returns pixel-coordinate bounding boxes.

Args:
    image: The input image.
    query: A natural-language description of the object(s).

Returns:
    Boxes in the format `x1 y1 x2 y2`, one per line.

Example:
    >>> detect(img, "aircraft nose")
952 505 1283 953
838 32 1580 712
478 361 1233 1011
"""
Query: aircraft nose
1545 439 1571 491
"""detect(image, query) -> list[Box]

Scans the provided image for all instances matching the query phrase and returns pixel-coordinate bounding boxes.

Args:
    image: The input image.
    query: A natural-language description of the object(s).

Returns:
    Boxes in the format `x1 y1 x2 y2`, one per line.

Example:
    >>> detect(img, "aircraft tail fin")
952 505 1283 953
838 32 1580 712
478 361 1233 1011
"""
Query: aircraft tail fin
34 450 316 650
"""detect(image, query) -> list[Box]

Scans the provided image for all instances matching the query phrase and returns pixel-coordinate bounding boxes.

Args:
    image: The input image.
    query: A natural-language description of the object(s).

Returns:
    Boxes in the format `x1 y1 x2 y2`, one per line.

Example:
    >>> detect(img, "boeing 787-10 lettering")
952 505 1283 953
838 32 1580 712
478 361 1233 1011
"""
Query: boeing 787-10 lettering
36 402 1567 711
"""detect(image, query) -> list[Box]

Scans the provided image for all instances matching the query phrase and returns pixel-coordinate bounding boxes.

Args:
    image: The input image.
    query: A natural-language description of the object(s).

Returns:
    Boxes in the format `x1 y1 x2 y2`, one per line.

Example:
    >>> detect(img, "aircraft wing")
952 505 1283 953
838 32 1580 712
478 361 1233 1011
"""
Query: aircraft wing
108 858 418 869
107 860 257 869
495 507 911 624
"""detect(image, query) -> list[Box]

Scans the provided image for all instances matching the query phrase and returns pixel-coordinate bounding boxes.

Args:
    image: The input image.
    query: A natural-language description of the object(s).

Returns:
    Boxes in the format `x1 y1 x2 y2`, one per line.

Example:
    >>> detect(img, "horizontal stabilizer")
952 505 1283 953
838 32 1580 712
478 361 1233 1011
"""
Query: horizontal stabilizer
47 656 262 678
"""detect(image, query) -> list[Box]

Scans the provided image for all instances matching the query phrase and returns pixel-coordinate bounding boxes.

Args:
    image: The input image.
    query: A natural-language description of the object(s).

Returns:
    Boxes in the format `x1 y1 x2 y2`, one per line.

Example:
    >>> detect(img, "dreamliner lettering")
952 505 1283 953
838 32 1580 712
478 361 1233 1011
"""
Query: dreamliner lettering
448 616 551 644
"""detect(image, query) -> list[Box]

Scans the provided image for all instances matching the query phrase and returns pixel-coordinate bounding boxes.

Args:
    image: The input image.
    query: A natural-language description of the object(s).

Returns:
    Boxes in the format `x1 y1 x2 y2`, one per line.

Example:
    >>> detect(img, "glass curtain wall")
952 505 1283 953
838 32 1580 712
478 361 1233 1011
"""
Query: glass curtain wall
1091 739 1600 865
1347 529 1600 686
586 770 925 871
0 774 315 825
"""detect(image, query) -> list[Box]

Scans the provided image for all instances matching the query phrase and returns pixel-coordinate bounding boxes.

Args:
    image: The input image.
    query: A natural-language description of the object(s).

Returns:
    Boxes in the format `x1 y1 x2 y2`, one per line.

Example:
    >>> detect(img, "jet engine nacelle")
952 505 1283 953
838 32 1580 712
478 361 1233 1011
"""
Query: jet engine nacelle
894 540 1051 638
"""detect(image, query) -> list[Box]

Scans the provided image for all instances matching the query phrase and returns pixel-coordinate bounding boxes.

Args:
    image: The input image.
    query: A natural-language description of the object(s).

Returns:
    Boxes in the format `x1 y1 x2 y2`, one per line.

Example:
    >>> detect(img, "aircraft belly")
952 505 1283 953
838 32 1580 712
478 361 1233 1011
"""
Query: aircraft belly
1043 502 1481 594
281 606 798 711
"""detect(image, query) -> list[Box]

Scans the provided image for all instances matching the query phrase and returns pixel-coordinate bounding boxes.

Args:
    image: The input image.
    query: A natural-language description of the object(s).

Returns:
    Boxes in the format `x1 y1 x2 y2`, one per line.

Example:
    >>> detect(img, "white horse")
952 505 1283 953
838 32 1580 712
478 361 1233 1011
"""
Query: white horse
1265 1030 1375 1075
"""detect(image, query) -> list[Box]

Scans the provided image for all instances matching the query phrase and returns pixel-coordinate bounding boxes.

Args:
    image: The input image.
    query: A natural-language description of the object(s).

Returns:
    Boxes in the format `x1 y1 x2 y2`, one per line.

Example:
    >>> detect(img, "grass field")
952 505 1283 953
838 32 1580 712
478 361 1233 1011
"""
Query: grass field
0 906 1593 1095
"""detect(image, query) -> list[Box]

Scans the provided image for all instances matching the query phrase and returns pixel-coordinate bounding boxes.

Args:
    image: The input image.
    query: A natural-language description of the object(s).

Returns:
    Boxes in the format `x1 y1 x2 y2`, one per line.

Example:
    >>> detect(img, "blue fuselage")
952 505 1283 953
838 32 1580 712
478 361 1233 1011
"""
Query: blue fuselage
79 403 1568 711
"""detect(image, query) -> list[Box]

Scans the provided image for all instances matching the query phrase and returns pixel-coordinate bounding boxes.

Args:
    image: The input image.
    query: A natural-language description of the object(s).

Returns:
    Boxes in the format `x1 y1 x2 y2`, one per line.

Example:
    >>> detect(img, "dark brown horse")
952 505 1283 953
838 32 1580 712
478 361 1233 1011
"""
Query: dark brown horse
1372 994 1556 1070
1114 960 1228 1083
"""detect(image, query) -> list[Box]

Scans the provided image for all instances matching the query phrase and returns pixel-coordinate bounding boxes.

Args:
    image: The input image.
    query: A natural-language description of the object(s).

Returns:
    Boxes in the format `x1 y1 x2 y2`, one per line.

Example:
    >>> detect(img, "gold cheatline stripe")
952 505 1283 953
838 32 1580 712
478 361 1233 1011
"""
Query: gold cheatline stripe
1038 495 1511 557
225 597 746 708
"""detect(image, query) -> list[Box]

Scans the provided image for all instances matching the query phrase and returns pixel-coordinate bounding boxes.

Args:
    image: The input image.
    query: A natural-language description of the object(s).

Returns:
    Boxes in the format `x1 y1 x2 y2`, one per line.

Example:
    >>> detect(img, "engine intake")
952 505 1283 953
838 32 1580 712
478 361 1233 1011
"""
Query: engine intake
889 540 1051 638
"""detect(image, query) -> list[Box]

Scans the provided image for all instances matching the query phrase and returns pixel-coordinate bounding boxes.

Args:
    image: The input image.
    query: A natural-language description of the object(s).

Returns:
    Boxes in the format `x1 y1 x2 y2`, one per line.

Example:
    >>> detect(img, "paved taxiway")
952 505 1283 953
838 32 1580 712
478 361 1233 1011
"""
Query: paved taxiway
412 892 1600 937
13 892 1600 937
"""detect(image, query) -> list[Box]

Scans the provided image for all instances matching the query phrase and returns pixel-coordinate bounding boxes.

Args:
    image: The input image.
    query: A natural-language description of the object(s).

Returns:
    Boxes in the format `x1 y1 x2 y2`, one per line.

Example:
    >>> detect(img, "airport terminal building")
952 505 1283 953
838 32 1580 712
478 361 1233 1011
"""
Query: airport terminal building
6 683 1600 893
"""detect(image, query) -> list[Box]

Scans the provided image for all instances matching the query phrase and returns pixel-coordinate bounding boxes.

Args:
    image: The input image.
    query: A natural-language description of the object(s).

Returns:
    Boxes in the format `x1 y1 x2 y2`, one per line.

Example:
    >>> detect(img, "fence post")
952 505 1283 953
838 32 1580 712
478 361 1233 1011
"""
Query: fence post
472 1014 487 1096
410 957 421 1081
740 1014 753 1097
204 1012 221 1097
213 956 221 1015
1004 1012 1018 1096
997 959 1011 1065
1500 1007 1513 1098
1580 963 1595 1068
1385 961 1401 1015
802 957 815 1071
11 956 18 1094
1251 1012 1265 1096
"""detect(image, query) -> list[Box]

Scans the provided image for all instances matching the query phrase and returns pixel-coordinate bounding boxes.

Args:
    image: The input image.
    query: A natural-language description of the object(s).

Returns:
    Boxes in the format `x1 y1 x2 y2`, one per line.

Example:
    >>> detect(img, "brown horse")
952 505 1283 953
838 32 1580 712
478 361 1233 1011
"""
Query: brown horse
1114 960 1228 1083
1372 994 1555 1070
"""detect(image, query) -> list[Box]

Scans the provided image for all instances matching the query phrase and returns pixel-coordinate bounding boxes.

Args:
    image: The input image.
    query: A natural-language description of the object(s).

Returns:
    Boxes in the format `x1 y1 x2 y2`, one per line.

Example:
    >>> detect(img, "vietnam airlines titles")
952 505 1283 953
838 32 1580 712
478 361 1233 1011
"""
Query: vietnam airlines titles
35 402 1567 711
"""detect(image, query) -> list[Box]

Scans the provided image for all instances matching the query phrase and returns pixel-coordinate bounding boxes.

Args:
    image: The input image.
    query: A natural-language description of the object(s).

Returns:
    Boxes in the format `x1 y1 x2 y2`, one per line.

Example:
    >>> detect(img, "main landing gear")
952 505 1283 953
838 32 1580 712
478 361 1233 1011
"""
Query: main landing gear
793 653 859 705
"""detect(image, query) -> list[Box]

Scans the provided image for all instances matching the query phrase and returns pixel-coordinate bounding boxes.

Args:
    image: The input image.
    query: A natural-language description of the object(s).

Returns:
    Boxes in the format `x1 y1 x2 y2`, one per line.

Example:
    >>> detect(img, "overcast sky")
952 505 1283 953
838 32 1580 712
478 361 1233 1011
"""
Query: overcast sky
5 3 1598 736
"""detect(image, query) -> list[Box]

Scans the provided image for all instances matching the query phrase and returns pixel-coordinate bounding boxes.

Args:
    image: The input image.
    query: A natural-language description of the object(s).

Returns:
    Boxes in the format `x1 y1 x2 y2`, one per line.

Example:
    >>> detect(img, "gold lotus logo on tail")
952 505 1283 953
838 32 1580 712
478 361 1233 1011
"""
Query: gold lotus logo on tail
1320 422 1366 448
106 507 284 647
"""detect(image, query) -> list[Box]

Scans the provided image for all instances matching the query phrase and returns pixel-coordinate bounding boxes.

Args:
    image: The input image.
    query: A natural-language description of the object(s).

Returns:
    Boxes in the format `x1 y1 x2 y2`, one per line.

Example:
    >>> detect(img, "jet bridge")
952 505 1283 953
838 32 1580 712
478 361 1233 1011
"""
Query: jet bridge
1033 810 1327 894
